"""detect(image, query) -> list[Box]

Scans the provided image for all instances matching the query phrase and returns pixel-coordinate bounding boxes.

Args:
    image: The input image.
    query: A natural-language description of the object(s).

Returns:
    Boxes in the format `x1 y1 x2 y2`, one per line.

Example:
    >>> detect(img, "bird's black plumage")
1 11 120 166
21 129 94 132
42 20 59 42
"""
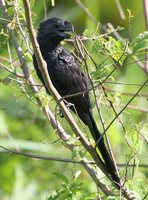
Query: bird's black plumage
33 17 120 184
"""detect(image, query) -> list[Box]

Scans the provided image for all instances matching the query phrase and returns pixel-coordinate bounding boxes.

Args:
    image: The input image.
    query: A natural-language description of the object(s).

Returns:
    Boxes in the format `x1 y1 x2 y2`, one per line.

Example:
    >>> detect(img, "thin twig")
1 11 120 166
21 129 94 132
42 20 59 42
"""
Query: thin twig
0 145 84 164
142 192 148 200
0 17 26 26
104 87 148 98
115 0 126 20
105 81 148 87
114 103 148 113
1 147 148 168
103 78 148 135
75 0 98 23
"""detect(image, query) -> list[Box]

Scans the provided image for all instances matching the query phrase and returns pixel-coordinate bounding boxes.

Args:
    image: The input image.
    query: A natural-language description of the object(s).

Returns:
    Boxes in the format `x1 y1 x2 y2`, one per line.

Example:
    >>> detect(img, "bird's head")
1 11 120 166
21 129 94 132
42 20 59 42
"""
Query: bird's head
37 17 74 41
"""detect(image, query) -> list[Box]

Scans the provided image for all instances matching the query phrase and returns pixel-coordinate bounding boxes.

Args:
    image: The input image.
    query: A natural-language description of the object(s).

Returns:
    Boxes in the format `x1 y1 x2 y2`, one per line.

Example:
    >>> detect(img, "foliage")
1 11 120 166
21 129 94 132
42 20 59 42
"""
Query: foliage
92 36 128 65
47 171 98 200
131 31 148 54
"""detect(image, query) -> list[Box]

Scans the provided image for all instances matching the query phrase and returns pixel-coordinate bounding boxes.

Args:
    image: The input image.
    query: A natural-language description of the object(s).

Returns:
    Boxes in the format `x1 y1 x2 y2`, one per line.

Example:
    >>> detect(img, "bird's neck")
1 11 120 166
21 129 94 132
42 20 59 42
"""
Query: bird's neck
37 37 62 52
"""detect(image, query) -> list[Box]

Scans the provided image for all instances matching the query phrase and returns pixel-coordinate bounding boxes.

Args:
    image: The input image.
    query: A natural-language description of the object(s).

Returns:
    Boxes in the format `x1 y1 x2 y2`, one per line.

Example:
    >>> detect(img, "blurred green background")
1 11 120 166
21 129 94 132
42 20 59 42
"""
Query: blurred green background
0 0 147 199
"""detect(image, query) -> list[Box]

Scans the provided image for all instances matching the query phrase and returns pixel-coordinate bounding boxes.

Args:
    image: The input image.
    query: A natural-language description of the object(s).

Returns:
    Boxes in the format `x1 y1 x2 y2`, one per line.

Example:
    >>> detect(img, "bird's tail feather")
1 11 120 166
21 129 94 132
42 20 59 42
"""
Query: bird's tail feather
88 113 120 184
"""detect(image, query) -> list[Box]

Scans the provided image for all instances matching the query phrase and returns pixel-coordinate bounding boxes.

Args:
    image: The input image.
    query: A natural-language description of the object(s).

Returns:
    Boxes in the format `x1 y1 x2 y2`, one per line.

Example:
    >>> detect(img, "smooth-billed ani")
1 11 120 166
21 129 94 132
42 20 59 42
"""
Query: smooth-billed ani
33 17 120 185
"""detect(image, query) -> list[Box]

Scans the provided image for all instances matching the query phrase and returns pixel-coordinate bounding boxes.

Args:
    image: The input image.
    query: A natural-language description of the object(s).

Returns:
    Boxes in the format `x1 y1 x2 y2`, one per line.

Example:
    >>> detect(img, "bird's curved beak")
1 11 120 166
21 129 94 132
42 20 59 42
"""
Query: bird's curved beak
64 22 74 33
61 22 74 39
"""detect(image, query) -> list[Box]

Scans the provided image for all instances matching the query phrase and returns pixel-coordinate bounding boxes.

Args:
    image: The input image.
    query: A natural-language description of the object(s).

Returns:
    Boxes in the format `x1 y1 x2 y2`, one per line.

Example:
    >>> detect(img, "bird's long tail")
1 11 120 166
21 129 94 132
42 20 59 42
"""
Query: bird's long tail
88 113 120 185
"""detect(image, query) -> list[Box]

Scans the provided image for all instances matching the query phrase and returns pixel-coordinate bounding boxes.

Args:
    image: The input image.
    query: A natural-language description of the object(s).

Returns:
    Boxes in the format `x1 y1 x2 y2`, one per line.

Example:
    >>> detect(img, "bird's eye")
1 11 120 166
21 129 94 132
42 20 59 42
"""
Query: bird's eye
56 20 61 26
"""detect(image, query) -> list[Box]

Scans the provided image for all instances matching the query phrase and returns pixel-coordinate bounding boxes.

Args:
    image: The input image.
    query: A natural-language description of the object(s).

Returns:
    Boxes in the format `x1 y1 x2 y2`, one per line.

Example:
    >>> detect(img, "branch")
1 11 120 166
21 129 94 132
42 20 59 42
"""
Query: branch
0 145 87 164
114 103 148 113
104 87 148 98
1 146 148 168
75 0 97 23
115 0 126 20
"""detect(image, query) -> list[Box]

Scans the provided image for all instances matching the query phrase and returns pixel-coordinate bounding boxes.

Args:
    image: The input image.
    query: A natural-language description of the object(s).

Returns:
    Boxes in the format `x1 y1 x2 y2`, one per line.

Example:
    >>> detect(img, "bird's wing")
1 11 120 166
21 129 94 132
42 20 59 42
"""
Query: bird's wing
51 47 91 122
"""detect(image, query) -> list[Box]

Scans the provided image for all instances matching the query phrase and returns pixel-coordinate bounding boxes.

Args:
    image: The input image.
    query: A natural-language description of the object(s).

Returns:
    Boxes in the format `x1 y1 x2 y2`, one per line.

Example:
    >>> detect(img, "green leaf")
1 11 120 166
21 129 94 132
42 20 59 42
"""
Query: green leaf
92 37 105 54
7 7 14 16
132 130 138 145
24 52 33 61
127 9 134 18
0 29 8 44
53 172 69 184
30 0 35 8
105 36 127 65
92 36 127 65
83 29 93 37
131 31 148 54
74 170 81 179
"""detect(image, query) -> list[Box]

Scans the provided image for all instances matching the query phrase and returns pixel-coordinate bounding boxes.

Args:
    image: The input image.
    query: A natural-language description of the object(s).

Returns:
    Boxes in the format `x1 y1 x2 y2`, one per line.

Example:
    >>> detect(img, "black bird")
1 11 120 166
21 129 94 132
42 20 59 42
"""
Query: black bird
33 17 120 184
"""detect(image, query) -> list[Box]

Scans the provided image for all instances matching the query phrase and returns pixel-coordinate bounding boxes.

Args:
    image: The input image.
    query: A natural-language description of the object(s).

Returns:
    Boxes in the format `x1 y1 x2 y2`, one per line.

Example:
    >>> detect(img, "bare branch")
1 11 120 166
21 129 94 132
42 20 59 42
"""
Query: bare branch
75 0 97 23
115 0 126 20
1 147 148 168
